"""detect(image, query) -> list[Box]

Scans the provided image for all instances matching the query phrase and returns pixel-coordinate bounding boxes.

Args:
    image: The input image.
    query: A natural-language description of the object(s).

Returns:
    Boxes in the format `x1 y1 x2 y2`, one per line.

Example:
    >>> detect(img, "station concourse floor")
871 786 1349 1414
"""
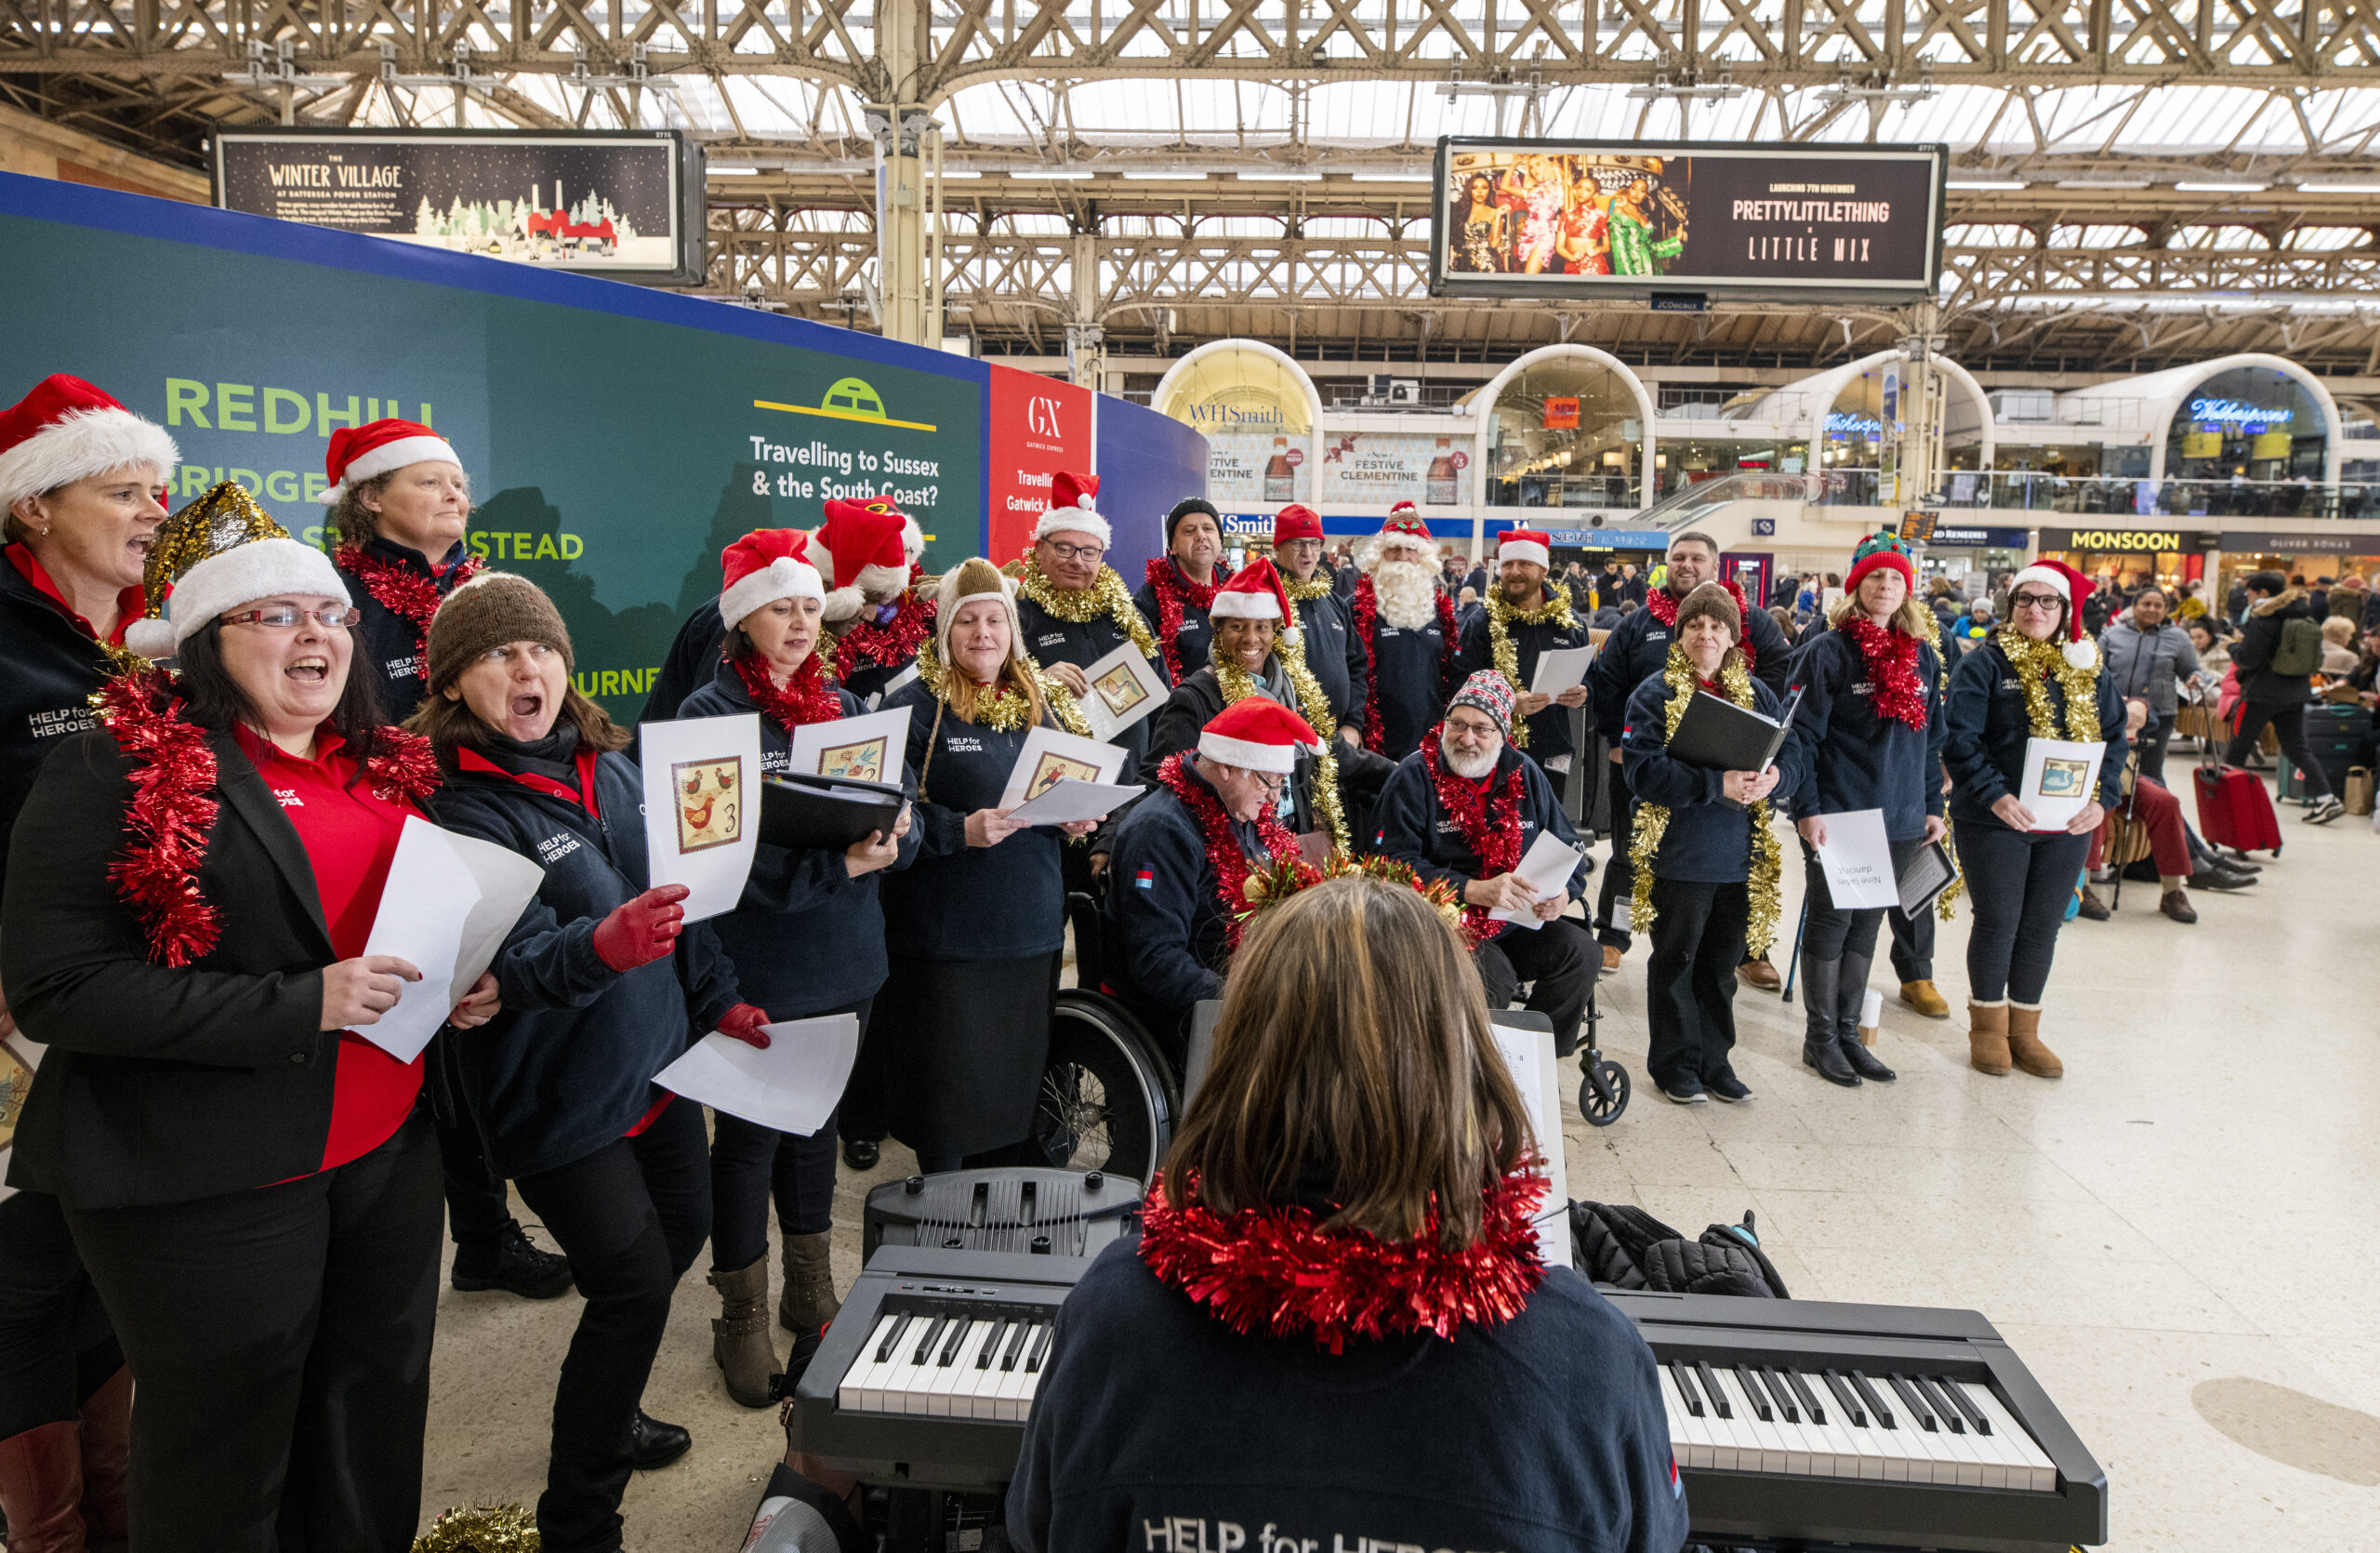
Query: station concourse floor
416 782 2380 1552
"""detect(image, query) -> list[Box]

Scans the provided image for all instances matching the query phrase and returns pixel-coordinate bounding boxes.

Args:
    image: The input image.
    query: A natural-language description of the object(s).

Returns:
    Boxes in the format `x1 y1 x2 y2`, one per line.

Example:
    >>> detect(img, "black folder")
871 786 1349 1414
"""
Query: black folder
1667 685 1801 775
1897 840 1957 917
759 772 906 853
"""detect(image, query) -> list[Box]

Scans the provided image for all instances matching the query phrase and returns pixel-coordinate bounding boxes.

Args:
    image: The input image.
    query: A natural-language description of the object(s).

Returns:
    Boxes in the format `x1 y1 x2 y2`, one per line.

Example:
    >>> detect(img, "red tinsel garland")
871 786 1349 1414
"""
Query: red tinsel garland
360 727 443 805
831 565 934 681
1138 1168 1547 1352
732 650 844 731
1142 557 1221 685
1645 576 1757 669
1838 616 1929 731
1350 577 1461 753
1155 751 1309 950
334 544 483 685
1421 723 1527 943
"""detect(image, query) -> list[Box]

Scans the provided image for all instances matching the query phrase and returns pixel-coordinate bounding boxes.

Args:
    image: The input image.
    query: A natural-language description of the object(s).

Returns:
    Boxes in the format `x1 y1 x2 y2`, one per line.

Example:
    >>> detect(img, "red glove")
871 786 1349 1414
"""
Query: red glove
591 883 688 972
717 1002 773 1049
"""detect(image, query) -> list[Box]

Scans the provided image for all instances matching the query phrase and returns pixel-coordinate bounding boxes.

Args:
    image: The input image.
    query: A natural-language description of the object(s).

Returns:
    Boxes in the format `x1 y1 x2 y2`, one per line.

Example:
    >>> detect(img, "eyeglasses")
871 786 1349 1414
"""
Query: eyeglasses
1445 719 1501 740
220 605 362 630
2010 591 2064 612
1043 540 1106 564
1245 770 1289 794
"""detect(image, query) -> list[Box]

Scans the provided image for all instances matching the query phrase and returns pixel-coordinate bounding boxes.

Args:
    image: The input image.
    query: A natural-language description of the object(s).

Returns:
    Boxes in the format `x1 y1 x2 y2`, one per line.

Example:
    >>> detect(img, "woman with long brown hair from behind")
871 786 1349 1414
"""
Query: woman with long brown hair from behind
1008 875 1689 1550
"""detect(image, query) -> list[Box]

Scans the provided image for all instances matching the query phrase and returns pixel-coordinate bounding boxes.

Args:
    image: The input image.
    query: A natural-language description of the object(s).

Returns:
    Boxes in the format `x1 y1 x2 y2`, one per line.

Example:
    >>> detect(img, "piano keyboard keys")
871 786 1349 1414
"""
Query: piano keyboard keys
1849 1371 1896 1429
1694 1360 1733 1419
835 1310 1059 1423
1822 1368 1866 1427
1887 1373 1937 1432
1668 1362 1705 1418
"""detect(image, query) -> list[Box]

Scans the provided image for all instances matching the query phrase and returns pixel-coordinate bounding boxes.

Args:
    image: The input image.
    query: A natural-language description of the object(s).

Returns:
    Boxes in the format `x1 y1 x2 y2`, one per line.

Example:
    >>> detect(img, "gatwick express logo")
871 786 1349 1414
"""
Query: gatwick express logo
1026 394 1064 439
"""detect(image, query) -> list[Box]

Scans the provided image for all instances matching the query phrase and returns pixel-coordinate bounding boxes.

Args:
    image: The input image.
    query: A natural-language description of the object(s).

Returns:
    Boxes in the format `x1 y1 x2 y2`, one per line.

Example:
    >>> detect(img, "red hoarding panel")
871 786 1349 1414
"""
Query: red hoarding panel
986 365 1096 564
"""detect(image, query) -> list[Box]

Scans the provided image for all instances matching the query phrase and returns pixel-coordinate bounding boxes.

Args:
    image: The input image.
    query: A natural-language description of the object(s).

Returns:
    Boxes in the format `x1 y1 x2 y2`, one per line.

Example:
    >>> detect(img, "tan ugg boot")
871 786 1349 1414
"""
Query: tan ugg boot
779 1230 842 1338
1967 1001 2012 1075
2007 1003 2063 1078
707 1256 781 1409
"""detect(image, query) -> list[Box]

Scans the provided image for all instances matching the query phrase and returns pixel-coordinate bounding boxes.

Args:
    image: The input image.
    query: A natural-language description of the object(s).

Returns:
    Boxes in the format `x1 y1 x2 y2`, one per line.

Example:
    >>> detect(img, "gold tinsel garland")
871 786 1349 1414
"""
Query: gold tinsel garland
411 1504 538 1553
1281 572 1335 604
914 639 1092 737
1994 627 2104 742
1483 581 1578 750
1213 640 1351 856
1626 644 1783 956
1014 558 1159 659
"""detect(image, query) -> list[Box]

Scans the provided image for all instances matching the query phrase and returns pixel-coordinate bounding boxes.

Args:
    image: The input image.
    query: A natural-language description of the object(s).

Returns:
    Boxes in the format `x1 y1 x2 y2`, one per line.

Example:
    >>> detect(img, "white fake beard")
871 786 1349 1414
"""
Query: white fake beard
1372 558 1441 630
1441 737 1500 779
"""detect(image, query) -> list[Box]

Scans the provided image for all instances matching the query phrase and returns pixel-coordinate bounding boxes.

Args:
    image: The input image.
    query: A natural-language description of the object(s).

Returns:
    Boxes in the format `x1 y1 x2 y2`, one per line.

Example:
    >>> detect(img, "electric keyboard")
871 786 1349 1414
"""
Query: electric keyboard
790 1253 2107 1551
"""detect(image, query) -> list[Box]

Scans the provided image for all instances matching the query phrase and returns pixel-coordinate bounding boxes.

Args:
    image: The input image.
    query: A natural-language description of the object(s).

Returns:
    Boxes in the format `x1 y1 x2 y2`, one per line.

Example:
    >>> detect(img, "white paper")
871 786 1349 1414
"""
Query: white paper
358 816 547 1064
787 706 911 785
861 664 920 712
654 1013 862 1135
1528 644 1595 697
1488 1020 1570 1268
1488 829 1587 927
1813 808 1900 909
1075 641 1168 743
2019 737 2107 832
998 724 1130 810
641 712 765 923
1005 776 1144 827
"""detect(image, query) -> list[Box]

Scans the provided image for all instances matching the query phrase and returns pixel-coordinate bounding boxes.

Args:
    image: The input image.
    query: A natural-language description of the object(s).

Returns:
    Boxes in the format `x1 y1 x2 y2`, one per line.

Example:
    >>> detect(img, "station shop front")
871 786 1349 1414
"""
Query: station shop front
2035 525 2214 595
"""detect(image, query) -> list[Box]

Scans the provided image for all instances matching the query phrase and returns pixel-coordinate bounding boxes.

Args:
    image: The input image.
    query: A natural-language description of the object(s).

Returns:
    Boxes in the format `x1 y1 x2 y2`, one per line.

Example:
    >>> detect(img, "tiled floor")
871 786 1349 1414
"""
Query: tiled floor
418 785 2380 1550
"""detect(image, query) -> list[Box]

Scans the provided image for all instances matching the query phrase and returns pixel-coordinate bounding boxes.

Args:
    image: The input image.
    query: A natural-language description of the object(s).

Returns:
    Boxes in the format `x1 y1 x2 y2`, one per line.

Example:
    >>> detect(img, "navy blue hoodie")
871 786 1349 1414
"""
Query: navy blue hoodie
1457 586 1595 763
1371 740 1587 940
1291 581 1371 737
1101 763 1253 1038
1360 593 1456 760
1781 626 1947 842
336 535 475 723
1943 637 2128 828
1620 672 1805 884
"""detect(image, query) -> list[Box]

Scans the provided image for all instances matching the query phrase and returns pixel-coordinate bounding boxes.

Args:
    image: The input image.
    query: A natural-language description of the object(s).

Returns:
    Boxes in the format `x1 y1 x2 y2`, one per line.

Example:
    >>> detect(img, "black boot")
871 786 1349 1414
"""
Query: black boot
628 1408 692 1470
1798 957 1859 1087
1835 951 1897 1082
450 1221 575 1299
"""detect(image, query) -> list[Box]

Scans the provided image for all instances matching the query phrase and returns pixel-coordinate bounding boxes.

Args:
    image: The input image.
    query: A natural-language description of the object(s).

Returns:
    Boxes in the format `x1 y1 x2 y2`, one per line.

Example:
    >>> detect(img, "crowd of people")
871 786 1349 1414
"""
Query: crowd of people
0 366 2353 1551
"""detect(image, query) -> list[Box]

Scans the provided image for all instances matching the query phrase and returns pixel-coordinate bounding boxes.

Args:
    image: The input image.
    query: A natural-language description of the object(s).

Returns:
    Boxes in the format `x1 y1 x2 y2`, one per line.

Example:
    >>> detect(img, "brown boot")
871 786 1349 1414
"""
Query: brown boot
707 1255 781 1409
1967 1002 2012 1076
0 1419 89 1553
77 1367 130 1548
2007 1003 2063 1078
1898 979 1950 1018
779 1230 841 1339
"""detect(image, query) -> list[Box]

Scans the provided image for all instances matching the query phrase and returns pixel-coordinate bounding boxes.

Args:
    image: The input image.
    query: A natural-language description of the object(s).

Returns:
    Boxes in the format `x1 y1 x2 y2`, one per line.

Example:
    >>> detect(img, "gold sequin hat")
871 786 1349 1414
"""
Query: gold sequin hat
124 482 349 660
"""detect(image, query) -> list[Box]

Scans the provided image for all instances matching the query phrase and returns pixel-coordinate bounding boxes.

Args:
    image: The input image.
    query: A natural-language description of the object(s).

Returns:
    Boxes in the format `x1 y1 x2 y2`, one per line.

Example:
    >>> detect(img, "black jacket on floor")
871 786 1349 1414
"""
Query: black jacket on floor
1620 673 1805 883
1101 765 1250 1037
1457 587 1596 764
1372 741 1587 943
427 747 743 1179
1588 591 1793 747
0 550 126 906
1781 627 1947 842
1291 582 1371 738
1943 638 2128 829
336 536 475 723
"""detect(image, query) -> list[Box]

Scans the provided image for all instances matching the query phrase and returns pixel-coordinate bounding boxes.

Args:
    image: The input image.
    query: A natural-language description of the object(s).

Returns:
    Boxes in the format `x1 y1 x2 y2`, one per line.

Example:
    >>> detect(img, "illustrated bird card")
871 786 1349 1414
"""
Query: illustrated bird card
787 707 912 786
1076 641 1167 743
672 758 745 852
641 711 764 922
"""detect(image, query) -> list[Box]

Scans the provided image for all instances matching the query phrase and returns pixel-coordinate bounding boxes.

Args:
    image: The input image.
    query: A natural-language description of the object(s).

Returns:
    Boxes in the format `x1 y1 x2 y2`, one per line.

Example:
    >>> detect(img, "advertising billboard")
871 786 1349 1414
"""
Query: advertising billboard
1152 345 1314 511
985 365 1097 564
1314 432 1469 510
1430 139 1946 302
213 128 707 284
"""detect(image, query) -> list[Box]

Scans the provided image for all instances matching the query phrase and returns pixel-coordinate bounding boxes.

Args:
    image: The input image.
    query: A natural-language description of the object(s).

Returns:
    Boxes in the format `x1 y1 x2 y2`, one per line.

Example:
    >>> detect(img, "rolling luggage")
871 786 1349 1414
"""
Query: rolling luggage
2193 707 2282 856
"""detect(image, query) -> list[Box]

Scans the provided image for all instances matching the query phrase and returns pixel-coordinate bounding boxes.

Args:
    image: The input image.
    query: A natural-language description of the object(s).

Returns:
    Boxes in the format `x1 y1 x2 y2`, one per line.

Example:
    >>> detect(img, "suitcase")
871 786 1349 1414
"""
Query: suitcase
2194 763 2283 854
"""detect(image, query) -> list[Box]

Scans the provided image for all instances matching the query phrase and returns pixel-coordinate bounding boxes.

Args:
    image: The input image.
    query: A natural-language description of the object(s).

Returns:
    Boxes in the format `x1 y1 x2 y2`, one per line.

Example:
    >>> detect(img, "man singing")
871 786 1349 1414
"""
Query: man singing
1271 502 1370 747
1349 503 1460 761
1013 471 1163 783
1134 497 1224 686
1458 525 1593 801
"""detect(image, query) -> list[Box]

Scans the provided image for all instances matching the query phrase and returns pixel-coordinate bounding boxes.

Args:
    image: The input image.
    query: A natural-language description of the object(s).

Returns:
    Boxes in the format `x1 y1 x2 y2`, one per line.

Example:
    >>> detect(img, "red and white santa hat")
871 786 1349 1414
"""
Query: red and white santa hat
719 527 825 629
320 418 462 505
1034 471 1109 549
1272 503 1324 545
2006 558 2100 669
1197 696 1321 775
1209 556 1292 626
812 495 924 623
1499 527 1553 568
0 374 178 511
124 482 350 660
1364 506 1435 569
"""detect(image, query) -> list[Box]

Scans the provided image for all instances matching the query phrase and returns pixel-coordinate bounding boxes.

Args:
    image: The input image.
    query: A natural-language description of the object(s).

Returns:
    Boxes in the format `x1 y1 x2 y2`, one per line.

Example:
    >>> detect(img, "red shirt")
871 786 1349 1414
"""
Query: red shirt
236 725 427 1171
5 543 145 645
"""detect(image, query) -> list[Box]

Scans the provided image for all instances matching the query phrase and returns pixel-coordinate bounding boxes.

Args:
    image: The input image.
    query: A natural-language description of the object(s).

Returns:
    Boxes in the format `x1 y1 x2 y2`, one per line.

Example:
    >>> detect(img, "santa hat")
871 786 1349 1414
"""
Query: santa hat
1499 528 1552 568
1272 503 1324 545
0 374 178 511
320 418 461 505
1197 697 1321 775
933 556 1027 671
2006 559 2100 669
1448 670 1515 738
1209 556 1292 625
124 483 350 659
1034 471 1110 549
719 527 825 629
1844 530 1915 597
1358 508 1437 574
812 496 925 624
1388 500 1419 519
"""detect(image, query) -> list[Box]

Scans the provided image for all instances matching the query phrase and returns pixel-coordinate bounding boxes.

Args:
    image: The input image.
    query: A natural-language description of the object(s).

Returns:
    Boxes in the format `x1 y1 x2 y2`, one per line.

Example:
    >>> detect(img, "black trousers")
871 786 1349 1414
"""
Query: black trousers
0 1188 121 1440
1475 916 1597 1056
710 998 872 1270
2226 697 2330 796
1802 834 1924 962
512 1095 711 1553
64 1111 443 1553
1593 759 1637 950
1887 892 1936 983
436 1114 519 1248
1643 879 1749 1090
1959 824 2091 1004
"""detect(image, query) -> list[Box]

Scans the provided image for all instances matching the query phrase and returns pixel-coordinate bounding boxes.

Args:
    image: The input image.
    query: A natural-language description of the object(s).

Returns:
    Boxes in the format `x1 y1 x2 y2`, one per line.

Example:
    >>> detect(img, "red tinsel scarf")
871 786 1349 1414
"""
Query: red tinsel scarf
1155 751 1308 949
1839 616 1929 731
1421 723 1527 942
1350 577 1461 753
1646 577 1757 669
1142 557 1221 685
732 650 843 731
96 668 442 966
335 544 483 684
831 565 935 681
1138 1168 1547 1351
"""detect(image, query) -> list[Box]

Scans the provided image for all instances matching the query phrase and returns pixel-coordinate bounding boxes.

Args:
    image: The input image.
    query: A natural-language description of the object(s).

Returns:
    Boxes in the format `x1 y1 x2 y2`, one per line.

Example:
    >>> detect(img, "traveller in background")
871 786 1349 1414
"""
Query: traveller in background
2320 617 2360 676
2099 585 2198 785
2224 570 2343 825
1950 593 1993 644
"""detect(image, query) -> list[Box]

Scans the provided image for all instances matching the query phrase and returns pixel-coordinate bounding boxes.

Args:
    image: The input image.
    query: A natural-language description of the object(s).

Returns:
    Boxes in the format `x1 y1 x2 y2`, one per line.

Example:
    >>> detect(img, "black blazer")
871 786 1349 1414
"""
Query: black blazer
2 723 348 1209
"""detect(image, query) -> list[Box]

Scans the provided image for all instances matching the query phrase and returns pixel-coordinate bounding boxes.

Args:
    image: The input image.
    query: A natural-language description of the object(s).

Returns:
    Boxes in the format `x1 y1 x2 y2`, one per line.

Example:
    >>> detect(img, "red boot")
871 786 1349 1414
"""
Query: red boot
0 1419 89 1553
78 1367 131 1549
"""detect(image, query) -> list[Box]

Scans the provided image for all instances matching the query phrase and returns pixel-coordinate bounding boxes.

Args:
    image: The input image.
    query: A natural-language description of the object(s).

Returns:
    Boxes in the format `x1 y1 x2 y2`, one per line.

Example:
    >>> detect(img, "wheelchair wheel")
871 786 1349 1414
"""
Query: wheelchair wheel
1031 990 1180 1183
1578 1056 1630 1127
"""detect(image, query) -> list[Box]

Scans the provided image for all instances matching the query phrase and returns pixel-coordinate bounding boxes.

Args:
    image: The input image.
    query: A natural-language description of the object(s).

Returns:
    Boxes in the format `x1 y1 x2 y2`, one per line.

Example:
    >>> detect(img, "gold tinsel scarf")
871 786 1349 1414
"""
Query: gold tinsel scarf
1626 644 1784 955
1994 626 2103 741
913 639 1092 737
1213 638 1351 856
1484 581 1578 750
1015 558 1159 660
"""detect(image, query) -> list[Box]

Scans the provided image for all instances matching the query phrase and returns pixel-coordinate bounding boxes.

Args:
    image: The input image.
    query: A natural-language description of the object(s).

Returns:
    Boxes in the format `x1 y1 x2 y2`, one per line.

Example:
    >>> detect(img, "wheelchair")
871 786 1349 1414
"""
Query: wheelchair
1028 890 1182 1185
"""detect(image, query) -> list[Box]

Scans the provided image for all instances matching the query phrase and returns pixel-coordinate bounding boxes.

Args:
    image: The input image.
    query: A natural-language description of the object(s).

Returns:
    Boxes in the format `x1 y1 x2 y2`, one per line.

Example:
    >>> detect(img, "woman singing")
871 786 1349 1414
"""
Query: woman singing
1784 533 1945 1091
413 573 769 1553
1010 875 1688 1550
676 529 914 1405
1943 561 2126 1079
5 483 496 1552
875 559 1102 1172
